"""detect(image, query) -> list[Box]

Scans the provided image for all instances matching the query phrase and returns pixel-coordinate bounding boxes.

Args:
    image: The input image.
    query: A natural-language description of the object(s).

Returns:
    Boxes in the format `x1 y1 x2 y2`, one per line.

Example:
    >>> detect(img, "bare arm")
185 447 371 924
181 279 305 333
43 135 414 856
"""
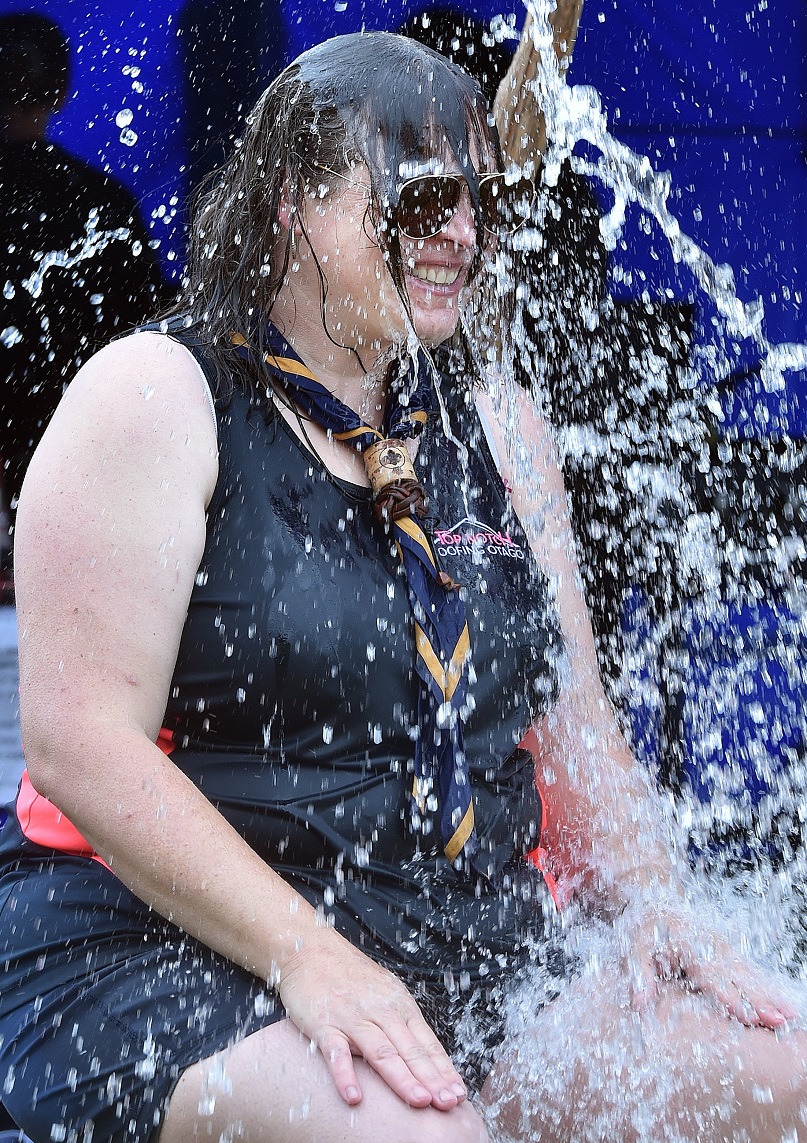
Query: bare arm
476 383 676 908
17 333 289 958
16 333 467 1110
493 0 584 165
476 382 795 1027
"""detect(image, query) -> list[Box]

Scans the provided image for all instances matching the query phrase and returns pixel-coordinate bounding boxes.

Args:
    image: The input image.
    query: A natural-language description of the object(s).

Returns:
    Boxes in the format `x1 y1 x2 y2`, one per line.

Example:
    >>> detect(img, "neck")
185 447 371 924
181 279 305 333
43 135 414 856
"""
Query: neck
268 301 395 428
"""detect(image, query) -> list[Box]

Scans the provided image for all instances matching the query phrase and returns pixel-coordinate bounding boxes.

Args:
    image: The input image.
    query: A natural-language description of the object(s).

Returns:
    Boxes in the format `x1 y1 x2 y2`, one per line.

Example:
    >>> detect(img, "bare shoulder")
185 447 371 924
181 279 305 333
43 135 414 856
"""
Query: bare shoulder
29 330 219 503
60 330 216 437
15 331 221 746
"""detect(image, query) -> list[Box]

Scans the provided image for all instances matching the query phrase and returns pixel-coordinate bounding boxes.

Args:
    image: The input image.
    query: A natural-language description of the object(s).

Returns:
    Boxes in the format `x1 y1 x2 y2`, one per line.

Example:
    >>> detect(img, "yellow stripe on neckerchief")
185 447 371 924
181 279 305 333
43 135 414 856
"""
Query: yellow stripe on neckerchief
231 326 478 870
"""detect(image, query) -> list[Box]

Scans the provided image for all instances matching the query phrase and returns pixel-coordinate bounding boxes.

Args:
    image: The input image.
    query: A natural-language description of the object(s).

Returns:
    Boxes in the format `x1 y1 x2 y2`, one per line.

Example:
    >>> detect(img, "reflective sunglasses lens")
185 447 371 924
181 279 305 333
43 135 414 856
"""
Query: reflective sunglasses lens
397 176 463 239
480 175 536 234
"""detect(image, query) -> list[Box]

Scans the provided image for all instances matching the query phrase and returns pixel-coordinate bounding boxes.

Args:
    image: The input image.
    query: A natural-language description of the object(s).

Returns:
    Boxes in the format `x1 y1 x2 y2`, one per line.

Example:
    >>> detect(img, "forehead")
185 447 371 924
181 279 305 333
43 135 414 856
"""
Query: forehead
397 148 491 180
352 101 496 181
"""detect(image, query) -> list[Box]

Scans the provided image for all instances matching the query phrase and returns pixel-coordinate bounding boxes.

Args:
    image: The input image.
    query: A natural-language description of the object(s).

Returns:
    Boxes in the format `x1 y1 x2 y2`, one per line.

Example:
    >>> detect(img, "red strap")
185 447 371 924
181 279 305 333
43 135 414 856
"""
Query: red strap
15 728 176 865
16 768 99 858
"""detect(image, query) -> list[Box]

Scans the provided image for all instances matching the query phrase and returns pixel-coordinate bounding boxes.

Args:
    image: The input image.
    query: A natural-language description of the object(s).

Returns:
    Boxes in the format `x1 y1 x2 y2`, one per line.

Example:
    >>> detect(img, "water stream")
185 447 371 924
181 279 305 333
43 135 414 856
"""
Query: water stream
486 0 807 1037
509 0 804 864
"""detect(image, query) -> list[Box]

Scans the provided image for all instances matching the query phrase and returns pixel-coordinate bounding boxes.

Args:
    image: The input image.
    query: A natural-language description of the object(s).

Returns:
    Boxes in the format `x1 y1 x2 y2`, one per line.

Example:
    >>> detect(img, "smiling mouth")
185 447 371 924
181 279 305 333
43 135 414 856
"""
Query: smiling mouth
408 265 461 286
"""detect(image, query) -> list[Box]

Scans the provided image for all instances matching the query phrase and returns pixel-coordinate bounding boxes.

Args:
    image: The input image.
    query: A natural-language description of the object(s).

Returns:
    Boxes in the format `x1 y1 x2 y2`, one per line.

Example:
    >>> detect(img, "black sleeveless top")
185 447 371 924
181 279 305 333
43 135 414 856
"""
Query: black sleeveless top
161 331 562 985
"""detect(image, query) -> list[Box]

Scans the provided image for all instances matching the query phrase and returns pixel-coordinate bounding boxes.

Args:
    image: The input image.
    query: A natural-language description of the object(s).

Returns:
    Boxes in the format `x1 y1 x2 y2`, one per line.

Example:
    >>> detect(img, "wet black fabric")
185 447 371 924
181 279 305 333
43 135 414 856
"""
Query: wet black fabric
0 816 550 1143
162 330 562 983
0 830 284 1143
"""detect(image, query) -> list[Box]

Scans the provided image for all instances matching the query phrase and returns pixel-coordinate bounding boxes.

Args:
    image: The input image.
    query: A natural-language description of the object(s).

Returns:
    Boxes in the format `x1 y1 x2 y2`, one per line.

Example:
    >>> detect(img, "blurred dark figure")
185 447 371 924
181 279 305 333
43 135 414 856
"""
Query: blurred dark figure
398 7 514 106
0 13 169 570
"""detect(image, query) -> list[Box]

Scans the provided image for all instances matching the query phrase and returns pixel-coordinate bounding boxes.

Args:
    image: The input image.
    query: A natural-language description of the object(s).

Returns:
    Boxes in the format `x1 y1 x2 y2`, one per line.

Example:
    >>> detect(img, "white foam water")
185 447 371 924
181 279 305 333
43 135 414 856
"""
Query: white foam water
468 3 807 1137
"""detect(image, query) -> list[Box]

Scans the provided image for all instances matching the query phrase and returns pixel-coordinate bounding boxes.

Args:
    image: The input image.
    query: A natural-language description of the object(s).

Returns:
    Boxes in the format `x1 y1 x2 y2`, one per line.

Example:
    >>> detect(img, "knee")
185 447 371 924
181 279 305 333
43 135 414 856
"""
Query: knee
412 1100 491 1143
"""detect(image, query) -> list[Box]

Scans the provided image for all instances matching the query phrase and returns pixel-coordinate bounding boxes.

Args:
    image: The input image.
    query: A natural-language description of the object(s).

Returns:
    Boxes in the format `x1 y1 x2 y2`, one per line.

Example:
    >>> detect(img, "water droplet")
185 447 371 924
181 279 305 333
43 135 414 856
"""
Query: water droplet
748 701 765 724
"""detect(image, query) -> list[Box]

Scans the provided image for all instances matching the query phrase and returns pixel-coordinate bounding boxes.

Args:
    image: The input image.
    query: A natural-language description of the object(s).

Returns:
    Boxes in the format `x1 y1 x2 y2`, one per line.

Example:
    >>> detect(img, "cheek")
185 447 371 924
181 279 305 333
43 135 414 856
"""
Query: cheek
360 246 400 303
400 239 424 268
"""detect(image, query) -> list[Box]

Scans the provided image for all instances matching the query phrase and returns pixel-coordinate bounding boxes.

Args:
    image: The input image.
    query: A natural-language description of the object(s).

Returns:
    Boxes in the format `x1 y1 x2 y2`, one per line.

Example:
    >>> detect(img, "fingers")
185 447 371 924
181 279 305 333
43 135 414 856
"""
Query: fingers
355 1016 467 1109
401 1012 468 1106
622 910 800 1033
318 1013 467 1110
319 1028 364 1106
661 949 797 1029
703 974 796 1029
278 933 469 1110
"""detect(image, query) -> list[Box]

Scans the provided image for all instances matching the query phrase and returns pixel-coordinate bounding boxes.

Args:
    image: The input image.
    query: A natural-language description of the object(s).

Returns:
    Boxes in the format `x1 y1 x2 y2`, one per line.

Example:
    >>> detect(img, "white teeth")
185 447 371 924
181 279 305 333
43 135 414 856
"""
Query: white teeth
410 265 460 285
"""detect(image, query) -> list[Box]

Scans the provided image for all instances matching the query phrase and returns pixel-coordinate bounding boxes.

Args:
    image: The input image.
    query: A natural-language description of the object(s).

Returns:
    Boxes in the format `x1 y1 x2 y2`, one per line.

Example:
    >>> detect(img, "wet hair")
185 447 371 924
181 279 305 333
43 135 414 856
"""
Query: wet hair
396 8 514 107
168 31 503 398
0 14 71 112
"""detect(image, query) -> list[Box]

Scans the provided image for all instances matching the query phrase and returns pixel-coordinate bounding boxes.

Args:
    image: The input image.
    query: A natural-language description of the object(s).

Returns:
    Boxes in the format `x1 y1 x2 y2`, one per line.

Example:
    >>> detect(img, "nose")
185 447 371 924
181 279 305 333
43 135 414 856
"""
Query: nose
440 185 477 248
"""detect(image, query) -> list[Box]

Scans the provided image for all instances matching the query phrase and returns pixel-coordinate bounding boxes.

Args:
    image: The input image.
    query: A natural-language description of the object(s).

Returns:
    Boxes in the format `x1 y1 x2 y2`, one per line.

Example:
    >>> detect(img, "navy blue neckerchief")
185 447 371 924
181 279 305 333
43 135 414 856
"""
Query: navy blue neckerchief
232 324 477 870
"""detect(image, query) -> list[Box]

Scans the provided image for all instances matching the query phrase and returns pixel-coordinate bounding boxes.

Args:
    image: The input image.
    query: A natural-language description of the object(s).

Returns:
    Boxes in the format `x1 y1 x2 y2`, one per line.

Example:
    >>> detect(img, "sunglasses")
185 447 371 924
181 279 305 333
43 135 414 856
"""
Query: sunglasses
393 173 536 240
308 162 536 241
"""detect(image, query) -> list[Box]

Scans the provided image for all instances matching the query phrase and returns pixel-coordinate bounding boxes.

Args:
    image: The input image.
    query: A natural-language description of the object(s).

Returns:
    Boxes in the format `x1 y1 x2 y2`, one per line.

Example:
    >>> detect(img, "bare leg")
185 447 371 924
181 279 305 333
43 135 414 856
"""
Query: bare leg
480 961 807 1142
159 1018 491 1143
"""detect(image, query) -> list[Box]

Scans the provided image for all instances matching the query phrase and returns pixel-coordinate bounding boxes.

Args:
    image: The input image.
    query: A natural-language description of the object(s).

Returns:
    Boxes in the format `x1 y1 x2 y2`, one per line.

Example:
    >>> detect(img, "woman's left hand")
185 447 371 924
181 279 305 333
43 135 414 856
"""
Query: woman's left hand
623 903 797 1029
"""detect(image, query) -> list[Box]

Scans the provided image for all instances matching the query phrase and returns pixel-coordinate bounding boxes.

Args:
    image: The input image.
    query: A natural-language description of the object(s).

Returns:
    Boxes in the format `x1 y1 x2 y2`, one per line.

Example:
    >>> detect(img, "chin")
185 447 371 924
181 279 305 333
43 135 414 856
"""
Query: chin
411 311 460 348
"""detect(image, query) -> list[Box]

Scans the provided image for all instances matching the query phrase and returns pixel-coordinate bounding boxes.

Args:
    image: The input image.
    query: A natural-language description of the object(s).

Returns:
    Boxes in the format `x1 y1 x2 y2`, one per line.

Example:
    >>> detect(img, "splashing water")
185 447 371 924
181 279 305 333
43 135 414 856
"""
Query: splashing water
521 0 806 371
21 209 133 301
6 12 807 1137
463 2 807 1135
504 0 807 889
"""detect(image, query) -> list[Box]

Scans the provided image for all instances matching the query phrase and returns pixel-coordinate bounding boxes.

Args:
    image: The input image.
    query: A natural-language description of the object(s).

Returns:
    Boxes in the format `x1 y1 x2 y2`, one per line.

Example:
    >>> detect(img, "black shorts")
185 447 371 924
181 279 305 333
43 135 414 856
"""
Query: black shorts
0 820 541 1143
0 843 286 1143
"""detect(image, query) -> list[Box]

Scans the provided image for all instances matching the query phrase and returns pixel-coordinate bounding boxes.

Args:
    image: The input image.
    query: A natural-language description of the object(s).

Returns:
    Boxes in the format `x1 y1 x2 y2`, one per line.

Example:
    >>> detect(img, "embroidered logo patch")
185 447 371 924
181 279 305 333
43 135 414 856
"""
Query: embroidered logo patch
434 517 526 561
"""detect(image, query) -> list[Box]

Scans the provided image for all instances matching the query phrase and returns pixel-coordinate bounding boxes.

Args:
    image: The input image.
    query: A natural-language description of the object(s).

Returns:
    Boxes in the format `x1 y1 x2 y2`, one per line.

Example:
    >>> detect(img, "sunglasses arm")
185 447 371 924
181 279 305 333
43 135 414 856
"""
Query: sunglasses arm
493 0 584 168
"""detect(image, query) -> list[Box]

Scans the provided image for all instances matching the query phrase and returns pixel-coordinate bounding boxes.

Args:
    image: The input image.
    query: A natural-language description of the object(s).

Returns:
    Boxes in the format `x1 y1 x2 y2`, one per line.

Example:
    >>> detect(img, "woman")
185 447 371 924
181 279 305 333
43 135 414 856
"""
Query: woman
0 32 804 1143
